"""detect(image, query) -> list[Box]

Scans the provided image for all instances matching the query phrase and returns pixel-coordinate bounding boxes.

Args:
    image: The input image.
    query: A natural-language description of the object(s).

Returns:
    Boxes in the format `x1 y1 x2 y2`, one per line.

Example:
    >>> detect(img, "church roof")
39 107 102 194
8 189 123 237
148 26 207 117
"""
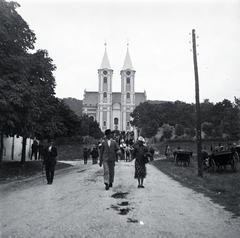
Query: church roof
100 48 111 70
83 91 98 106
122 49 134 70
83 91 146 107
135 92 147 106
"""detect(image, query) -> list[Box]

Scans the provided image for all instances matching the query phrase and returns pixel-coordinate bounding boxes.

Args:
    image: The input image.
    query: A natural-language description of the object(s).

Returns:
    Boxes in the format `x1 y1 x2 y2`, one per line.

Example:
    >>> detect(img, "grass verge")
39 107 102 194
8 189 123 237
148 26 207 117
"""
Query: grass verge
151 155 240 218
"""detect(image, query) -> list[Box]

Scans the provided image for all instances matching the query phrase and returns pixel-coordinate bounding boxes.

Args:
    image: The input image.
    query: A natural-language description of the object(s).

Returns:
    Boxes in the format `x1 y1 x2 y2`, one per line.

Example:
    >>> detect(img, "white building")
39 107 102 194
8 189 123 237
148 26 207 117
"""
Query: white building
82 45 146 132
2 136 33 161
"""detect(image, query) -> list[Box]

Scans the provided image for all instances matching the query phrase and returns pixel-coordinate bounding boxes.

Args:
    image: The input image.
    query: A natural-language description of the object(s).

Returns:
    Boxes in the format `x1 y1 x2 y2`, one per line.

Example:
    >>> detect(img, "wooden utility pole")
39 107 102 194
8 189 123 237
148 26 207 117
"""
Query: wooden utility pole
192 29 203 177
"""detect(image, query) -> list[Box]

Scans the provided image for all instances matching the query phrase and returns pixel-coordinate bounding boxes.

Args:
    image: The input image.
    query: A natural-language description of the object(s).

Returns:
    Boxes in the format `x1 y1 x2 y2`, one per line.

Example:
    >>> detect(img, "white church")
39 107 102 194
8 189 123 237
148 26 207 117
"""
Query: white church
82 45 146 132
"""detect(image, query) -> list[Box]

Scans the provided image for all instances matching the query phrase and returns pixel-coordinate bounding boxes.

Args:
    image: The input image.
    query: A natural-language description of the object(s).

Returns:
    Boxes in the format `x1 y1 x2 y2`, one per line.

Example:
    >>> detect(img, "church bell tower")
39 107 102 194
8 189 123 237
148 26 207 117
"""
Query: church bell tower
120 44 135 131
98 43 113 131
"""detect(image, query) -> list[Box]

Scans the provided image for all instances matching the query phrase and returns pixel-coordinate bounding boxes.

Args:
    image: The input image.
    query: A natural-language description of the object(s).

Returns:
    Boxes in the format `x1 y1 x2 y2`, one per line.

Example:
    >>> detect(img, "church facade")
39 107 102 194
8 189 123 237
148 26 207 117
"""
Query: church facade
82 46 146 132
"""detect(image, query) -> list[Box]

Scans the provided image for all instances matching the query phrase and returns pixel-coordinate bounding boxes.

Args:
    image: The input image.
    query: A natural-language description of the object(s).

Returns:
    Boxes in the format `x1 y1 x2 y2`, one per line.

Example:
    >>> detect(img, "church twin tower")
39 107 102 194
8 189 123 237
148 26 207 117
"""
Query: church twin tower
82 45 146 132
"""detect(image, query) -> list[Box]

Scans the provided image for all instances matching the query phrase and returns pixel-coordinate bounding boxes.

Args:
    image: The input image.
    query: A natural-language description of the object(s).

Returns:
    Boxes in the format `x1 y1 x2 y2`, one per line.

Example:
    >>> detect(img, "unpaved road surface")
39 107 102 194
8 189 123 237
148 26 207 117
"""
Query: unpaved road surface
1 160 239 238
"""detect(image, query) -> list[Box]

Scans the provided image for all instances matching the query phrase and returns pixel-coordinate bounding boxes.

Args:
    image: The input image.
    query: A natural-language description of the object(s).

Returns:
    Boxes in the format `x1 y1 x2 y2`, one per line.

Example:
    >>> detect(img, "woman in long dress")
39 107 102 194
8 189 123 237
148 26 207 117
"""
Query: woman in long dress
132 136 149 188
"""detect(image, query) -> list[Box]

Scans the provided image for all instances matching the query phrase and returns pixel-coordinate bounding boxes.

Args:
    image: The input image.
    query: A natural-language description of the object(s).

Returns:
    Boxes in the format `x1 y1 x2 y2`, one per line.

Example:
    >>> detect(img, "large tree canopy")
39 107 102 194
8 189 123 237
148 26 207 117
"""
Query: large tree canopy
131 99 240 140
0 1 88 163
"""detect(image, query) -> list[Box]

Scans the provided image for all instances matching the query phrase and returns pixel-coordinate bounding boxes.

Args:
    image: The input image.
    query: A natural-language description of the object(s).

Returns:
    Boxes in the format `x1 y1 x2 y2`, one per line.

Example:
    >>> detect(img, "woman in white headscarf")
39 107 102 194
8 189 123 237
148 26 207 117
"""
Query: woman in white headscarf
132 136 150 188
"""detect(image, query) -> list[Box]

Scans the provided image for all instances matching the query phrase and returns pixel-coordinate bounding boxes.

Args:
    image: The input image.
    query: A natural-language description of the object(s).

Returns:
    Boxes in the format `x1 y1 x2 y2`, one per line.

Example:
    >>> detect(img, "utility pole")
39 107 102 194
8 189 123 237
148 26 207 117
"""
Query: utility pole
192 29 203 177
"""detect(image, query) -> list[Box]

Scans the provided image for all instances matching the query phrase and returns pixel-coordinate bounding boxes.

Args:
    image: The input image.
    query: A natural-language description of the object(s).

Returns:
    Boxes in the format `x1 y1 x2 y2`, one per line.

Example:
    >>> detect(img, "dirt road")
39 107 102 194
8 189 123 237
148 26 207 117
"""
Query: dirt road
0 160 239 238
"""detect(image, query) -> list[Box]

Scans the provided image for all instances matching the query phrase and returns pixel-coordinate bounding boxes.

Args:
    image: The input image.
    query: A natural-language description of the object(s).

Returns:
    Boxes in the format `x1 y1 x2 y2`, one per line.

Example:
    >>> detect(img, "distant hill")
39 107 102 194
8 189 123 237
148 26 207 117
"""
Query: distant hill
61 97 83 117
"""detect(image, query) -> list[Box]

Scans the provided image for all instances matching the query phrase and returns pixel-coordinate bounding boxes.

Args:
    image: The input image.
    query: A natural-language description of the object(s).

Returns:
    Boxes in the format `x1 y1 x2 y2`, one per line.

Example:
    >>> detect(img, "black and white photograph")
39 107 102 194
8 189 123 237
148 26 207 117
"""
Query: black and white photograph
1 0 240 237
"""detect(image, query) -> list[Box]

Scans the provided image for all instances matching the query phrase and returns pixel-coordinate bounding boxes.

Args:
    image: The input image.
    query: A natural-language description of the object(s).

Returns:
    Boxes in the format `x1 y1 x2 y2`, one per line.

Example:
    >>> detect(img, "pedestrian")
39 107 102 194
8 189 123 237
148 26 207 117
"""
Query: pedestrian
91 147 99 164
43 139 58 185
83 147 88 164
132 136 150 188
119 139 126 161
202 146 209 167
165 145 170 159
38 140 44 161
99 129 122 190
125 145 131 162
149 146 155 161
30 140 38 160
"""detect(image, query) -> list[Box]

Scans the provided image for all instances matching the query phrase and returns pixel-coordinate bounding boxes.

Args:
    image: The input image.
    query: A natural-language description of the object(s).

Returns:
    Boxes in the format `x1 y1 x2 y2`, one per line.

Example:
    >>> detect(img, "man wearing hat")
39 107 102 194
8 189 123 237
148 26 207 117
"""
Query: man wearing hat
43 139 58 185
99 129 122 190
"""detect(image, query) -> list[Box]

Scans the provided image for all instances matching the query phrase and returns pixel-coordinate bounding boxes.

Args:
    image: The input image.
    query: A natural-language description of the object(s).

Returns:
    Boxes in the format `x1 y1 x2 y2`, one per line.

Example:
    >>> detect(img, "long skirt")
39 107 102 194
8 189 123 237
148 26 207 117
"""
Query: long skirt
134 159 146 179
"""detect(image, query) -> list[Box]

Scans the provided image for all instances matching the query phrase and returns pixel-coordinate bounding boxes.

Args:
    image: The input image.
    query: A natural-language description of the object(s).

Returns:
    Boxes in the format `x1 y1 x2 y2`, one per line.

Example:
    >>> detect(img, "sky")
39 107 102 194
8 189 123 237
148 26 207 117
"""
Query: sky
16 0 240 104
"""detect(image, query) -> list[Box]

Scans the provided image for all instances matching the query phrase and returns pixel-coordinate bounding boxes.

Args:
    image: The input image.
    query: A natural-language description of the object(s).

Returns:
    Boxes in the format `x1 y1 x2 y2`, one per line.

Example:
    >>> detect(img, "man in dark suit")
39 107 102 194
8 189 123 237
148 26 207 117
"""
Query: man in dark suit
43 139 58 185
99 129 121 190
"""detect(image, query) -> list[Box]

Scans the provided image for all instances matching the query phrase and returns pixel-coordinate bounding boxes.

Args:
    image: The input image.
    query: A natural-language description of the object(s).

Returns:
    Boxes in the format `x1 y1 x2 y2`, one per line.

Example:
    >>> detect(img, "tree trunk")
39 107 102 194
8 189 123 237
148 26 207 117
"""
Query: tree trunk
21 137 27 164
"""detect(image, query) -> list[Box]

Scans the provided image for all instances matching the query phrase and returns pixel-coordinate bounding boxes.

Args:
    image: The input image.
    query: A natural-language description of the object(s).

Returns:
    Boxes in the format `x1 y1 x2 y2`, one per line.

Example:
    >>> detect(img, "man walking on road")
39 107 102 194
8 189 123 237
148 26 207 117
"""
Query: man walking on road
99 129 121 190
43 139 58 185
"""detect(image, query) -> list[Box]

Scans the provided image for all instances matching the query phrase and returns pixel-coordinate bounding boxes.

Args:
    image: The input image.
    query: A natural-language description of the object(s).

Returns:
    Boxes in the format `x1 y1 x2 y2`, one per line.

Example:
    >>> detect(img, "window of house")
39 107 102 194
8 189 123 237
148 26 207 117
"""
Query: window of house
103 92 107 98
127 92 130 99
104 77 107 83
127 121 130 126
127 77 130 84
103 121 106 126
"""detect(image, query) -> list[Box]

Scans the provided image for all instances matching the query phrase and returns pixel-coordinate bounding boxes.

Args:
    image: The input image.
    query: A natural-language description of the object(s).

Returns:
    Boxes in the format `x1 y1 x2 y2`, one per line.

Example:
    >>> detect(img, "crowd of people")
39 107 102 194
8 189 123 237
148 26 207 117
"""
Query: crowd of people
30 129 156 189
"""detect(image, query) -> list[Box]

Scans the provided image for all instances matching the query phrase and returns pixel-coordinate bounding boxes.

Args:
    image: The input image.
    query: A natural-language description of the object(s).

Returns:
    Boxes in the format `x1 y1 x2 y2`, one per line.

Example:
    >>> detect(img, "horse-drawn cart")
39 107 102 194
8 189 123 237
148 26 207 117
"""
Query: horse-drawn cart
173 150 193 166
209 150 238 173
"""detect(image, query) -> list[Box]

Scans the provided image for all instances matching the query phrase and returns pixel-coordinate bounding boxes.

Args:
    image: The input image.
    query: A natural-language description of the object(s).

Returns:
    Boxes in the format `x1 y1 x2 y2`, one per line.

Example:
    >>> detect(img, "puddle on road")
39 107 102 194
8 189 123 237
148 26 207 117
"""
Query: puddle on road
127 218 138 223
118 201 129 206
76 169 86 173
111 192 128 199
119 208 130 215
110 201 133 215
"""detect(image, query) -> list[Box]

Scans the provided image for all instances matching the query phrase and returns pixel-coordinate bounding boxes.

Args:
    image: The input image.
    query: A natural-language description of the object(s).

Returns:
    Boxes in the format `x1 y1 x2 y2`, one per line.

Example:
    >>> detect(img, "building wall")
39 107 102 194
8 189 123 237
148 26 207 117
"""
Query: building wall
2 136 33 162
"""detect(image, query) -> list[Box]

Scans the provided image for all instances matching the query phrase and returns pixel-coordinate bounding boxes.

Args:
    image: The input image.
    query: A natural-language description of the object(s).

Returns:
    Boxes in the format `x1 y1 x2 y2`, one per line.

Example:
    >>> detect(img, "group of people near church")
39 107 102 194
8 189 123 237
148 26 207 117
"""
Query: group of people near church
38 129 154 189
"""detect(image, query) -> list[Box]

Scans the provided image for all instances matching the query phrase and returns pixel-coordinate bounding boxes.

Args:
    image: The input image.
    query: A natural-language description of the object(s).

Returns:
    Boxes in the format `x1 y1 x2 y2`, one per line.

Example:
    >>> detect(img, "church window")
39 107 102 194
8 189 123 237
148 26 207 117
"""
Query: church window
127 92 130 99
114 118 119 125
127 121 130 127
103 121 106 126
104 77 107 83
127 77 130 84
103 92 107 98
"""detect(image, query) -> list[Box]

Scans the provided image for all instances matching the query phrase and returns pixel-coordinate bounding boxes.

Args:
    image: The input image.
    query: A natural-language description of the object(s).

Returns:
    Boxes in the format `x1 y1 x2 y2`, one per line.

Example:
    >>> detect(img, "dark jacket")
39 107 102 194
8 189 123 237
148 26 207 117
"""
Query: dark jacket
100 139 121 162
44 146 58 166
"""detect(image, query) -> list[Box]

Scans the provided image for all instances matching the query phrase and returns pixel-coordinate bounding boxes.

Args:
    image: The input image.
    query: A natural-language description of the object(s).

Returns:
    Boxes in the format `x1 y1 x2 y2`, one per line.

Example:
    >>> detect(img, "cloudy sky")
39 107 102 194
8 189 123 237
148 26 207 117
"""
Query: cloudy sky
16 0 240 103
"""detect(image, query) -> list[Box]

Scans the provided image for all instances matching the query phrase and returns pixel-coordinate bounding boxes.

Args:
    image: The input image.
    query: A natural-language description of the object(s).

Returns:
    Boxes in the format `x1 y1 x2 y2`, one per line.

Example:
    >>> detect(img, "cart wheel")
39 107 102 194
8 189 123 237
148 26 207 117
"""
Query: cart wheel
233 151 239 163
231 157 237 172
211 159 217 173
175 155 178 166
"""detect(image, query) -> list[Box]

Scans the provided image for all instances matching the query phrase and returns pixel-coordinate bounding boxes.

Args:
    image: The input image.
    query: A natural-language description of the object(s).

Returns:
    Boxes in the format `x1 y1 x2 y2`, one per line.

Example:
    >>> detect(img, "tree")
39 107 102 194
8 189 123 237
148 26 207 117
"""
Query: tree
201 122 214 138
0 0 36 163
141 119 159 138
162 124 173 140
200 99 214 124
175 124 185 137
130 102 160 137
